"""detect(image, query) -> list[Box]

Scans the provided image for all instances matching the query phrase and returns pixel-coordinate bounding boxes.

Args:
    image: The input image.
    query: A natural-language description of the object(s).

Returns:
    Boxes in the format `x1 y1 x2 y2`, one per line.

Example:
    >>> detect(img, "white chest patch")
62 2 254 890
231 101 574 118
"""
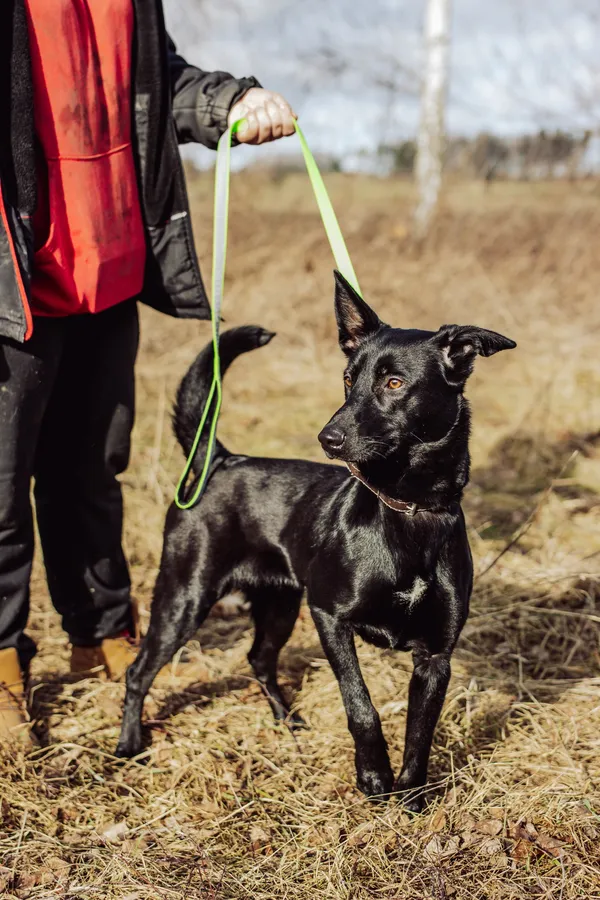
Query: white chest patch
393 576 429 608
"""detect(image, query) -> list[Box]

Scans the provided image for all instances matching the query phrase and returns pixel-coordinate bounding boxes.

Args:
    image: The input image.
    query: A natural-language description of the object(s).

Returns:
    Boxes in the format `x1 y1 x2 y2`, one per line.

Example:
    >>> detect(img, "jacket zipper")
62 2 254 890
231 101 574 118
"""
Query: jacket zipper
0 182 33 340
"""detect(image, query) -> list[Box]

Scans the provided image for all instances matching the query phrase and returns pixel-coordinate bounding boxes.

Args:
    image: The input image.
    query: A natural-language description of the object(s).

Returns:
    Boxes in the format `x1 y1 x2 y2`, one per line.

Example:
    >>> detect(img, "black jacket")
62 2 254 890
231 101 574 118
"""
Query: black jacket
0 0 259 342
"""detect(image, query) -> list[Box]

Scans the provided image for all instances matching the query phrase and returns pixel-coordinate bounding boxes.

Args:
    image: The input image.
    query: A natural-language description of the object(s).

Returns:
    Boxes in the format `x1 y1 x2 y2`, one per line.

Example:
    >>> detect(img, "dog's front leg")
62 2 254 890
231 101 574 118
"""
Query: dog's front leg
311 607 393 798
394 649 451 812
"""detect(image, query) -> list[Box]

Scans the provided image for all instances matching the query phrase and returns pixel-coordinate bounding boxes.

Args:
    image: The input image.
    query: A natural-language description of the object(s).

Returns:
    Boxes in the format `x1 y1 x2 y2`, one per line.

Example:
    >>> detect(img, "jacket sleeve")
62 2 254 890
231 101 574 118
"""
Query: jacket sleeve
168 37 261 150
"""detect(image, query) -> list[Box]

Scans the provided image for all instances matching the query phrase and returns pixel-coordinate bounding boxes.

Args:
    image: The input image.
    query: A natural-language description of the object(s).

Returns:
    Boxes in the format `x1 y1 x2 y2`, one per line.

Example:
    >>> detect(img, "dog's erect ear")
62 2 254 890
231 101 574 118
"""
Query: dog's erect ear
334 270 383 355
436 325 516 383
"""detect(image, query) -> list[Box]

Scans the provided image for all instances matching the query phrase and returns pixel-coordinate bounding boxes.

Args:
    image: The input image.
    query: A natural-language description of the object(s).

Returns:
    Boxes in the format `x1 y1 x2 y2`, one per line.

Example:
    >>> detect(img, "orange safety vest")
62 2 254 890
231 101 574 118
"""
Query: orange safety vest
24 0 146 316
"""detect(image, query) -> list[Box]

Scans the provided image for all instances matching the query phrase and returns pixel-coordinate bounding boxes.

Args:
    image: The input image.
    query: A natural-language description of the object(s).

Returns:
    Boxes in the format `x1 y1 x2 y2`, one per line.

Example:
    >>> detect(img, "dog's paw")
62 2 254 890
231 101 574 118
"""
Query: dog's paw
393 777 426 813
288 710 308 731
400 793 425 814
114 739 142 760
356 766 394 801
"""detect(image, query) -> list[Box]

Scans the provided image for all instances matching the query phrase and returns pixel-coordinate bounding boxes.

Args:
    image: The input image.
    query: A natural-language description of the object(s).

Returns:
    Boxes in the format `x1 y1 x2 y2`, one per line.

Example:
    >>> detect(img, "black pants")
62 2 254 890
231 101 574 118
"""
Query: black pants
0 300 138 666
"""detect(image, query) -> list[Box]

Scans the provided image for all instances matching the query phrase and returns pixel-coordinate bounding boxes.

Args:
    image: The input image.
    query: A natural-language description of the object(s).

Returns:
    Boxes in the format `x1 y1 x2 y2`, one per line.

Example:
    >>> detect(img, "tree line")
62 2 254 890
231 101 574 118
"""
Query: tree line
380 129 594 181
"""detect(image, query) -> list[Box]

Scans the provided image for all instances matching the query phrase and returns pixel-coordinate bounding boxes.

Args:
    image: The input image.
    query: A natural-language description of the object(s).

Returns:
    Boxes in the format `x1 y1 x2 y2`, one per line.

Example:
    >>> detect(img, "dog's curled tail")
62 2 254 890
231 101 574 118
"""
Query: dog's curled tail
173 326 275 467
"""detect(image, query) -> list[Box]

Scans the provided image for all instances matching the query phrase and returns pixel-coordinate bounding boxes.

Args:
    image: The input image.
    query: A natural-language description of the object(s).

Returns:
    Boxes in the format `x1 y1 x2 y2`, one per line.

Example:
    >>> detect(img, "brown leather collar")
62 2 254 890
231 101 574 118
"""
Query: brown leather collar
346 462 421 515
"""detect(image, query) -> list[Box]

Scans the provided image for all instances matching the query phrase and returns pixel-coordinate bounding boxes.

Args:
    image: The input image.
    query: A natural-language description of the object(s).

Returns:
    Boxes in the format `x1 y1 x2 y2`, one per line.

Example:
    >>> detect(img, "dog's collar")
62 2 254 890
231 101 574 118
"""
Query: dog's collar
345 462 428 516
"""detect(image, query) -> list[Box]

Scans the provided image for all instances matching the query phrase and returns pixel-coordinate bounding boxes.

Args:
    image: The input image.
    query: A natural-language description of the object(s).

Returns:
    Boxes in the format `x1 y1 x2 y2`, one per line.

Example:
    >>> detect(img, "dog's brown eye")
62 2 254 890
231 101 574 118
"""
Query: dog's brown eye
387 377 403 390
344 375 352 388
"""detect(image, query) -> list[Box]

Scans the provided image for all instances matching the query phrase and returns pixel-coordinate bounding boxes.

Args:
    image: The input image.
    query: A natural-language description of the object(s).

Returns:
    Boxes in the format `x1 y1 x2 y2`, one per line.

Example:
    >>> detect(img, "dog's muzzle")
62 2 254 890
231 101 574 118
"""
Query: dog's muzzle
318 424 346 459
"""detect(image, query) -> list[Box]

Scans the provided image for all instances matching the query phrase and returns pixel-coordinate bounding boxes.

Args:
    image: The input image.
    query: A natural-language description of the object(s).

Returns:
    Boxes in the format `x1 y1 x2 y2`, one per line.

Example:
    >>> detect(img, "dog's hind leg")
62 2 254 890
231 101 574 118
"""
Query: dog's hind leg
116 563 217 758
247 585 304 727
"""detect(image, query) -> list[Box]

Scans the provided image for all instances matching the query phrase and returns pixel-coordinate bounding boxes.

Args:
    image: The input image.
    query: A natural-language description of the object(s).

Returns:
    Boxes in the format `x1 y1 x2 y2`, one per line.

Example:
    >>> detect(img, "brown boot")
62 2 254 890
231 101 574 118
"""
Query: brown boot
70 637 209 684
70 596 142 681
0 648 36 746
70 601 209 684
70 635 139 682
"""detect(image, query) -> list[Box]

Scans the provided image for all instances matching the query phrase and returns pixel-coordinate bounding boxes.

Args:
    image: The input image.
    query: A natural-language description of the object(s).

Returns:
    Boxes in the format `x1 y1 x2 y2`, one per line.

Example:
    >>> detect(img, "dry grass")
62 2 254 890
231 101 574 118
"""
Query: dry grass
3 172 600 898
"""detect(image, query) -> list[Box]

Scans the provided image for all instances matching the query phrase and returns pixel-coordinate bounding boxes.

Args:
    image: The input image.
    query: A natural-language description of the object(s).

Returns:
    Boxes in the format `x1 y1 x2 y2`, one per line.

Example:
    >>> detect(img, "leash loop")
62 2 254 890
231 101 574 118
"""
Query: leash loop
174 119 361 509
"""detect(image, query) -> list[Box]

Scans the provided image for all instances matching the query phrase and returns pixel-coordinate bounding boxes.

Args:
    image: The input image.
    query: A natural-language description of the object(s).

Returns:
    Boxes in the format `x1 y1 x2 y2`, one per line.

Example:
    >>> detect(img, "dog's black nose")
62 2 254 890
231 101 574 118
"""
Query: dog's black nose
318 425 346 456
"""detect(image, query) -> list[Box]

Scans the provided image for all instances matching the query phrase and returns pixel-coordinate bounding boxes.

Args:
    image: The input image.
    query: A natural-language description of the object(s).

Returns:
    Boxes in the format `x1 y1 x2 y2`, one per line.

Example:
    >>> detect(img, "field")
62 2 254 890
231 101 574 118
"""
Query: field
3 170 600 898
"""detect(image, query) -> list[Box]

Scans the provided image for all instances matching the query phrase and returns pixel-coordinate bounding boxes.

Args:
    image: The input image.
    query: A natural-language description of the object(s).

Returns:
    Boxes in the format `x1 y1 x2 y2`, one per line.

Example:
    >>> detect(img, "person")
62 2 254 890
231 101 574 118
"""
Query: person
0 0 296 744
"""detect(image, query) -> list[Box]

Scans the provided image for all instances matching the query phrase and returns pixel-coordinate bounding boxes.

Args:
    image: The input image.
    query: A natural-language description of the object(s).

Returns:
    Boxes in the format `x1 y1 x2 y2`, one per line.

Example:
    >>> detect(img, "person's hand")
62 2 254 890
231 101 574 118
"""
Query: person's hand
228 88 296 144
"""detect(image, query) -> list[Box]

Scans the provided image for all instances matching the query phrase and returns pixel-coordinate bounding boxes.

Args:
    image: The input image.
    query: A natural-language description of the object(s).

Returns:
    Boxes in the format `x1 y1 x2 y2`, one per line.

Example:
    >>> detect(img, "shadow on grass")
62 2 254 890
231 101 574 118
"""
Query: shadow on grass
29 678 66 746
152 639 325 726
467 426 600 537
423 571 600 795
460 573 600 693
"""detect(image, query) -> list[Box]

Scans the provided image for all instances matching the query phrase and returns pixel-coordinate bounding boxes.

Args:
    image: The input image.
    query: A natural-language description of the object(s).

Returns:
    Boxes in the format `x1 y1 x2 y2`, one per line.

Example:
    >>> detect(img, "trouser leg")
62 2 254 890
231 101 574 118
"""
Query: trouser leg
0 321 64 668
33 300 139 645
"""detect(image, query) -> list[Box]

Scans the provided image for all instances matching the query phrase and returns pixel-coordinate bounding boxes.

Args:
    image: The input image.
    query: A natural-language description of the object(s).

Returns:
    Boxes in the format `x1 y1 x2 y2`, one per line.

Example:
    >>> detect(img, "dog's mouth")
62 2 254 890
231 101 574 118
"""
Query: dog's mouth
318 438 370 465
318 426 392 465
318 423 398 465
320 443 354 463
322 446 362 465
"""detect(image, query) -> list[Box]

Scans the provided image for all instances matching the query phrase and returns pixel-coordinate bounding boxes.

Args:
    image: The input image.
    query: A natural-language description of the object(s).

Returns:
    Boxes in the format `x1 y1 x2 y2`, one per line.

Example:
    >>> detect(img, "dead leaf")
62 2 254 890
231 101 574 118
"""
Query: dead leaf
508 820 538 842
444 786 464 807
537 833 566 858
424 834 460 862
16 873 37 891
321 821 343 844
0 867 12 892
198 799 220 818
461 829 481 849
430 808 447 832
488 807 504 820
479 837 504 856
163 815 185 835
424 834 444 862
388 810 410 828
249 825 269 843
444 835 461 857
458 812 477 831
249 825 272 854
383 829 398 852
121 838 149 855
510 839 533 862
56 806 78 824
475 819 502 836
101 820 129 842
45 856 70 877
347 822 375 847
29 868 56 888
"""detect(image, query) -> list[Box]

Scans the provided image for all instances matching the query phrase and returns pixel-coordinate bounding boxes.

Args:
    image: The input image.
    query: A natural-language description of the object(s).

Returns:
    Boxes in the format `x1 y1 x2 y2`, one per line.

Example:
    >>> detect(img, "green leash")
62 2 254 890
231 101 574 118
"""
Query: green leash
174 119 361 509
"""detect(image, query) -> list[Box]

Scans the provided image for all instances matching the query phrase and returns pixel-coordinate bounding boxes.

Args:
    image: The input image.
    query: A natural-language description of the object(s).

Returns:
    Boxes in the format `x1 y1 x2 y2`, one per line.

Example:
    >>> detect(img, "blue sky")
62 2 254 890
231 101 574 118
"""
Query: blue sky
165 0 599 167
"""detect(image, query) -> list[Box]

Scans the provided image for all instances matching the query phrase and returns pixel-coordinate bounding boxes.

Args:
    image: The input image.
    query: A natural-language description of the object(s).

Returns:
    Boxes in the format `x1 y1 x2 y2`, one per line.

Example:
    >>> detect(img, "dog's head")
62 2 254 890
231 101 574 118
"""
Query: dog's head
318 271 516 466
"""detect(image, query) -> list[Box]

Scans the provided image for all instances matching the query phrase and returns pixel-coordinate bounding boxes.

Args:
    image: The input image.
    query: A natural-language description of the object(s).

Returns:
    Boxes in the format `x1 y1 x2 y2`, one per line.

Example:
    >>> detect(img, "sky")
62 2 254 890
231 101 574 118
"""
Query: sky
164 0 600 168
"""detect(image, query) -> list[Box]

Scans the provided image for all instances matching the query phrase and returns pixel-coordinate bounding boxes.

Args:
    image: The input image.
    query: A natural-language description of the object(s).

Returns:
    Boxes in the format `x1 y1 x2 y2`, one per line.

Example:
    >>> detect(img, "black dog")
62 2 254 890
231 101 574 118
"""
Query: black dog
116 272 515 810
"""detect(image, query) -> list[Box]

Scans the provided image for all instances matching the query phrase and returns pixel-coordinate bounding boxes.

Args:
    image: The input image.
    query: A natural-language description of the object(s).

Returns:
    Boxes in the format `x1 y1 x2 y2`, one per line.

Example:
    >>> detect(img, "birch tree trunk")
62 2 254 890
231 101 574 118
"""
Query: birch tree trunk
413 0 452 240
